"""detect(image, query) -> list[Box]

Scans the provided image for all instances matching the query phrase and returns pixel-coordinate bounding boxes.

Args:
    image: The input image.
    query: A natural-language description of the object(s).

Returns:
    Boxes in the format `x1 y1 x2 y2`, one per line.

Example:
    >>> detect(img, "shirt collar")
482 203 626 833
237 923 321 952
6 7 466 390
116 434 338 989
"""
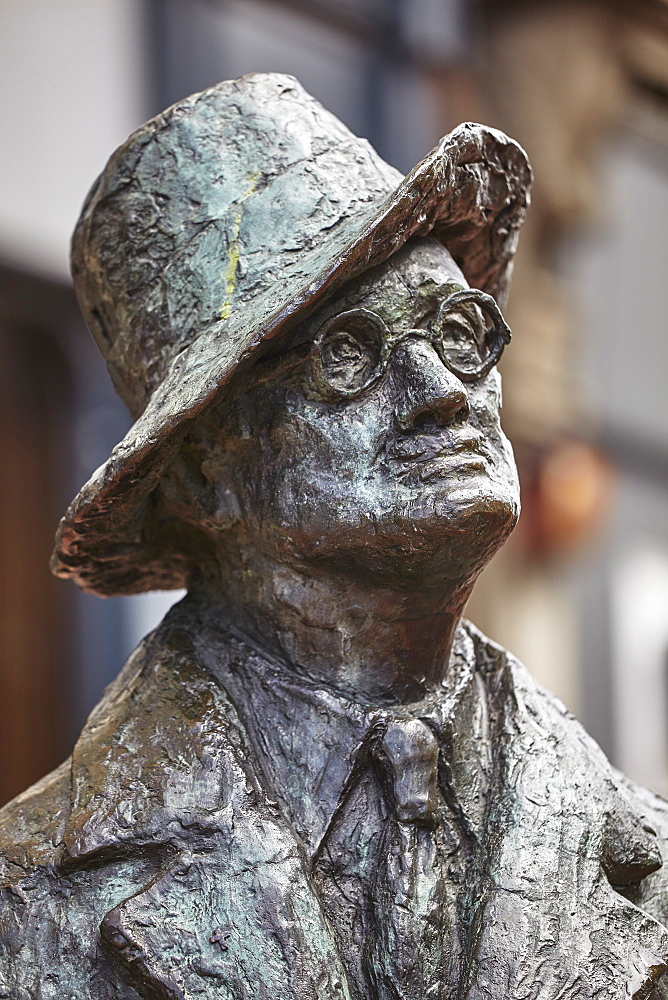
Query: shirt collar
206 618 488 856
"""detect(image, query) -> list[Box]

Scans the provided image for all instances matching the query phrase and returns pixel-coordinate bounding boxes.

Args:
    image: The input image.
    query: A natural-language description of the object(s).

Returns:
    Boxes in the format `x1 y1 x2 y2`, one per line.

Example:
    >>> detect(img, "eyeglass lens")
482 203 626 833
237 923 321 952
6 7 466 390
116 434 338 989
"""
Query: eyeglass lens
436 290 504 380
312 290 508 398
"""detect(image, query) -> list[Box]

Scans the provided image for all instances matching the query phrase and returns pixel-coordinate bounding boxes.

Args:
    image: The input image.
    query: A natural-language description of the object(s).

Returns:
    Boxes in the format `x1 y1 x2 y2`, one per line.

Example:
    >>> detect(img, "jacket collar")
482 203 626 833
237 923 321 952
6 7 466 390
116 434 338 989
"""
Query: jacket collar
63 593 664 882
63 596 486 861
205 614 490 856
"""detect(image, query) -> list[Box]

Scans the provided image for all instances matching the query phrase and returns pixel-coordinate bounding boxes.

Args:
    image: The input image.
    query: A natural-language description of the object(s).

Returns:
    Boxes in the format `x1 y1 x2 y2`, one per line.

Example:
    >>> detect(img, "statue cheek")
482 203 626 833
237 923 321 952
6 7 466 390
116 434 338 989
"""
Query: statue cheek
469 374 501 418
269 411 369 483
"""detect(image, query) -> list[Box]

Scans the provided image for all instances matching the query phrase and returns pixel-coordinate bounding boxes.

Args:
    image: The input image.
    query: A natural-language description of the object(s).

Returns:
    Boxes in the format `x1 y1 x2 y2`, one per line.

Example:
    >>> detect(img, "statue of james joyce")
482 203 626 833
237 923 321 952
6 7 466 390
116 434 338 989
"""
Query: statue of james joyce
2 73 668 1000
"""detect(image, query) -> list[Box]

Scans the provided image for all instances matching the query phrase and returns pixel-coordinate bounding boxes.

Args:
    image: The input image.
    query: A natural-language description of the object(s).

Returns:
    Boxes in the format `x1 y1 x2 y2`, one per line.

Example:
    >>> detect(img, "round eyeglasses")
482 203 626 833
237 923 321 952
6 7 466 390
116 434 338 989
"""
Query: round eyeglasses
308 288 511 401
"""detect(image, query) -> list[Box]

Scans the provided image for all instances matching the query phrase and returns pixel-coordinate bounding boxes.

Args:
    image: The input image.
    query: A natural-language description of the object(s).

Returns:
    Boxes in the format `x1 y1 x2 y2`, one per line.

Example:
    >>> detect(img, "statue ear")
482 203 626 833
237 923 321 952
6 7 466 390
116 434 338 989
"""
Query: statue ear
159 425 243 537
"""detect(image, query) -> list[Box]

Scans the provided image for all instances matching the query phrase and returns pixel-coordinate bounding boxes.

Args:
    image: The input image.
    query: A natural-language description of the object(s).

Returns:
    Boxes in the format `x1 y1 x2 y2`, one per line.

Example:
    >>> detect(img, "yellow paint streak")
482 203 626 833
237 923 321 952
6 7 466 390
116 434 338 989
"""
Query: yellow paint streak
220 173 260 321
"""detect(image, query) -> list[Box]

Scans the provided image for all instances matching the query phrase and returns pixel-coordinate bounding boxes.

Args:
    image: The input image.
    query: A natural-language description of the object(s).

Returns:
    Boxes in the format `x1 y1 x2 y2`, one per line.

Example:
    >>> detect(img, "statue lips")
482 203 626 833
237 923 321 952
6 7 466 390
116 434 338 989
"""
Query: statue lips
386 431 487 483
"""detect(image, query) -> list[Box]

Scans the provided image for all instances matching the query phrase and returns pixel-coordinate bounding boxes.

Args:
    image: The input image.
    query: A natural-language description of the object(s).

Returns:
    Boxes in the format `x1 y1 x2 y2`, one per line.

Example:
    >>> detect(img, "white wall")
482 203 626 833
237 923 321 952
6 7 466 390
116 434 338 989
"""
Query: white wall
0 0 145 279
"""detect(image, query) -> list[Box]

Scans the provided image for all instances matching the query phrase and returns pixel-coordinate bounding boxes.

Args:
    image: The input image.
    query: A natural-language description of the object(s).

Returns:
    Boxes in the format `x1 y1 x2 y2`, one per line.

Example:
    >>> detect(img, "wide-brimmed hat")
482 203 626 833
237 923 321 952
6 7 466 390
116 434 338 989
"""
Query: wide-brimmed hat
52 73 531 596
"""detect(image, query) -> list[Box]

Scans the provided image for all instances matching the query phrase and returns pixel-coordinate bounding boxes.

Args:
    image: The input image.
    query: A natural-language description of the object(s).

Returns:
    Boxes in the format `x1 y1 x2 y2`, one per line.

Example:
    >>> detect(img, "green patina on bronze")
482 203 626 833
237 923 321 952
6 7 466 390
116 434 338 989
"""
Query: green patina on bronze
2 73 668 1000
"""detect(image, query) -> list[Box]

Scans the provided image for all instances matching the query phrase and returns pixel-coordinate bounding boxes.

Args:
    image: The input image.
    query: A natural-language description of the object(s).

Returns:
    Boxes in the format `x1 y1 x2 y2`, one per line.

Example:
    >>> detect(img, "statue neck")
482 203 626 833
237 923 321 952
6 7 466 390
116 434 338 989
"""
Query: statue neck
193 554 473 705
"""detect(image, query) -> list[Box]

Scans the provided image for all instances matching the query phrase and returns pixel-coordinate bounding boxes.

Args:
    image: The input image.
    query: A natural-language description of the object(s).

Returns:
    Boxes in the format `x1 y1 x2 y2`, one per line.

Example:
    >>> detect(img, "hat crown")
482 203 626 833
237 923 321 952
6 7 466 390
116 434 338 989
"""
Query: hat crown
72 73 402 417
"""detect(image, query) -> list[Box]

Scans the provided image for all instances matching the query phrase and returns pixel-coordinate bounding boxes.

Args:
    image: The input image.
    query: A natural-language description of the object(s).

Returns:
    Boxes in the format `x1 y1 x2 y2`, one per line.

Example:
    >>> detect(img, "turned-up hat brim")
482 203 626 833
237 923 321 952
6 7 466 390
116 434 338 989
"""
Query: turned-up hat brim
53 118 531 596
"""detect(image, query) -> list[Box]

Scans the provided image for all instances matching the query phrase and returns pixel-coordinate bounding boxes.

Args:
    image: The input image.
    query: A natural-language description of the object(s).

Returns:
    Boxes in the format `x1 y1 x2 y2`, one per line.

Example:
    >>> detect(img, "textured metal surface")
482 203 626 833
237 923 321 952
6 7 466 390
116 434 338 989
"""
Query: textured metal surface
2 73 668 999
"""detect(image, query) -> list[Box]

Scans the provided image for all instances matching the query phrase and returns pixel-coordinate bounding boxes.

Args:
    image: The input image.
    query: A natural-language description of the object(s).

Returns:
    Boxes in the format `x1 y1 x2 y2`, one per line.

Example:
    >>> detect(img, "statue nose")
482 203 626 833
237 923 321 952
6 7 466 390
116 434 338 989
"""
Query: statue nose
392 338 469 431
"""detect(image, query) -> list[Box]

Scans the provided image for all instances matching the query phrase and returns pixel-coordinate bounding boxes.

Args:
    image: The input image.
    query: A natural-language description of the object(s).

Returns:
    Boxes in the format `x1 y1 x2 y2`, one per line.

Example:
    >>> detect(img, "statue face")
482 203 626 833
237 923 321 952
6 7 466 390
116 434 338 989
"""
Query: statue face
201 238 520 591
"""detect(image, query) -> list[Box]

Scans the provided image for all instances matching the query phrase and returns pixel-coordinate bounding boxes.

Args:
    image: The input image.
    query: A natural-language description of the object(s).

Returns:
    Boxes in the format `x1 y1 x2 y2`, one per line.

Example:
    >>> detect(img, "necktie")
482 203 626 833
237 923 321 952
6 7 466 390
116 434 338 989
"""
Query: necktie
314 716 465 1000
368 718 462 1000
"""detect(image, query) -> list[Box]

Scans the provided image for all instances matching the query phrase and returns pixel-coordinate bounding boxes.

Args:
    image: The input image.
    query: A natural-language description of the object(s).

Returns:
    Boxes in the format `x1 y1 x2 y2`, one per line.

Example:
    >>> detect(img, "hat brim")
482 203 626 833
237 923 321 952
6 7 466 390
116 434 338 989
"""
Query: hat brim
52 122 531 596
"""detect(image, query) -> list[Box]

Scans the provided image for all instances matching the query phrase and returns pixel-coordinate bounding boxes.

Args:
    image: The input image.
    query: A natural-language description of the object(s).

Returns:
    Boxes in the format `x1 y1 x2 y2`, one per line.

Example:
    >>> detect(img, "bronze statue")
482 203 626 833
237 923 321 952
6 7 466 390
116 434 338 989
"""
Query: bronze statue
2 73 668 999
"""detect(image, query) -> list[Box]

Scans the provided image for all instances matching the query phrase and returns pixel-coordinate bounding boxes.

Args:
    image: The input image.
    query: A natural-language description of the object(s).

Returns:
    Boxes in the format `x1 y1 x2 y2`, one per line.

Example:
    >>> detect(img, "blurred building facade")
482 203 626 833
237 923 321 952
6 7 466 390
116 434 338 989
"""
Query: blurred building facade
0 0 666 804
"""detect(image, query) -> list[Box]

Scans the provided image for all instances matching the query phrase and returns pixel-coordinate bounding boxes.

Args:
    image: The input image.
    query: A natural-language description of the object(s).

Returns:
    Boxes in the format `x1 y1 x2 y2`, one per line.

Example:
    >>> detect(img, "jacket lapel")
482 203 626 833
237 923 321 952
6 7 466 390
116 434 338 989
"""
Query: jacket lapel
462 625 668 1000
100 833 352 1000
62 612 352 999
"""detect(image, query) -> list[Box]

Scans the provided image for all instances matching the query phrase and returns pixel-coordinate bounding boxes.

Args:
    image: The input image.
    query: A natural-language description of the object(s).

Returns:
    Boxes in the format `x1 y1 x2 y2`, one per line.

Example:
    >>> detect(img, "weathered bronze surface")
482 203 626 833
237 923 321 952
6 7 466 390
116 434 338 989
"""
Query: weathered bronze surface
2 73 668 999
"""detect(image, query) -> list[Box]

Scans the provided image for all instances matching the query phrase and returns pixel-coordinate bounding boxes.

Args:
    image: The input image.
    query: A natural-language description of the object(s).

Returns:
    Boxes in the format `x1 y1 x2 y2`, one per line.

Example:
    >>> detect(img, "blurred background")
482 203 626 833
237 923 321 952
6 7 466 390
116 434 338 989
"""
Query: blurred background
0 0 667 806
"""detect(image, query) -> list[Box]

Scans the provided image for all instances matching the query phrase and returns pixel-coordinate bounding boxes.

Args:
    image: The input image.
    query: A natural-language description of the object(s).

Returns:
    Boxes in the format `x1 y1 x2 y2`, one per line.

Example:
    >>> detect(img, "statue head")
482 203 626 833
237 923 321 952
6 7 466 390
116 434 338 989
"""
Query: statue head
165 235 520 602
52 73 531 599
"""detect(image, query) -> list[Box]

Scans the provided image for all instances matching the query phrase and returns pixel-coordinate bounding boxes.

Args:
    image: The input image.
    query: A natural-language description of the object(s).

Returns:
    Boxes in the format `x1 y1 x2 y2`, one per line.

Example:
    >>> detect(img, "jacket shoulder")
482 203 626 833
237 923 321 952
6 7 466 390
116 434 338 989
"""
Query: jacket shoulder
0 758 71 885
618 775 668 927
462 617 608 751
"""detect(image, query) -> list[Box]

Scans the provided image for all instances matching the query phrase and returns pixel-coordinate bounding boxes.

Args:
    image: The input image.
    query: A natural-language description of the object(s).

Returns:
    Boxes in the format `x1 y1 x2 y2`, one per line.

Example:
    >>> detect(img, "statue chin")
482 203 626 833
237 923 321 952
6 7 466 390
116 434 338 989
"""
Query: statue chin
283 485 520 591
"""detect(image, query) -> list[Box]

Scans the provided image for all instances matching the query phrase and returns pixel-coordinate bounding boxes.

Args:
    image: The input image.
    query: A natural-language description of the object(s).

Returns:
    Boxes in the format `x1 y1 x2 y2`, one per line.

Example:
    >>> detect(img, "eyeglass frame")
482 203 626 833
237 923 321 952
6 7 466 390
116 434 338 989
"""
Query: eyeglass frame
307 287 512 401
